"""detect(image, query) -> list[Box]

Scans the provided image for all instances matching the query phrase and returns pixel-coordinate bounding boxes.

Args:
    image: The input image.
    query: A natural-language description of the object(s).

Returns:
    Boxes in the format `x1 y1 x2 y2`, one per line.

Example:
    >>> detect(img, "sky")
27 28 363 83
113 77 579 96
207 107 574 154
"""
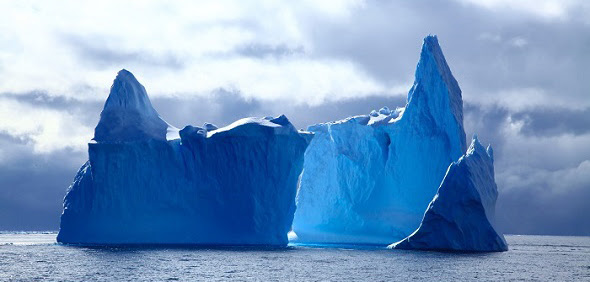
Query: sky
0 0 589 235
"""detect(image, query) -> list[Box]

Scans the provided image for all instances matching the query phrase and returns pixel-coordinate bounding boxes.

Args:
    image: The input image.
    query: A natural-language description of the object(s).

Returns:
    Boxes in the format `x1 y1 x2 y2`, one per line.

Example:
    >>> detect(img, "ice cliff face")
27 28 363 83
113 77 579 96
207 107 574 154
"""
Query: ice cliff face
390 136 508 252
292 35 468 244
57 70 311 246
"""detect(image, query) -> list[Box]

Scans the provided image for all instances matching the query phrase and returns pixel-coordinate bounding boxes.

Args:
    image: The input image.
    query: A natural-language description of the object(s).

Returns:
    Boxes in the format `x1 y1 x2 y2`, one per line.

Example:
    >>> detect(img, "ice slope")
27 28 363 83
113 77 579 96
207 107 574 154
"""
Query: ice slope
390 136 508 252
292 35 467 244
57 70 311 246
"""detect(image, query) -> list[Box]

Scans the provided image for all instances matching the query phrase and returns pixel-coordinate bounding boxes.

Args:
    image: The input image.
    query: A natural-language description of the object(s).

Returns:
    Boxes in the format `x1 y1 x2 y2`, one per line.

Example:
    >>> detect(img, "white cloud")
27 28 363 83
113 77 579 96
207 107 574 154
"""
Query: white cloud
465 87 589 112
0 0 587 108
144 57 387 105
478 33 502 43
0 97 92 153
0 0 384 153
509 37 528 48
477 33 529 48
0 0 588 155
456 0 583 21
0 0 386 105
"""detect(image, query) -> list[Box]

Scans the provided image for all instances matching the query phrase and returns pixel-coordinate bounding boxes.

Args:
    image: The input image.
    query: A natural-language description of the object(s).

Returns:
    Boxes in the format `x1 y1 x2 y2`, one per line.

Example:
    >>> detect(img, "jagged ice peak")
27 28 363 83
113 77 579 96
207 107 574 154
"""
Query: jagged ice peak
93 69 174 143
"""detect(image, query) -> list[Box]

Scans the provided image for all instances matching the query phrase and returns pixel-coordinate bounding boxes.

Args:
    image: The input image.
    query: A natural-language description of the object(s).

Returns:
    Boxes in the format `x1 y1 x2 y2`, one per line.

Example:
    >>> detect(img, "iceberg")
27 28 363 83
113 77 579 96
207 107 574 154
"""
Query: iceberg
57 70 311 246
390 136 508 252
292 35 469 244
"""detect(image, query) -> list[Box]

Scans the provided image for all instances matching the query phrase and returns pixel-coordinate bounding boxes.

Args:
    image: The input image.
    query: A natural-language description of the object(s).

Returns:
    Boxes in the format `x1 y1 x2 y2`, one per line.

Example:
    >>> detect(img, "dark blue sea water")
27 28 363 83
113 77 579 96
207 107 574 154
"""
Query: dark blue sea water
0 233 588 281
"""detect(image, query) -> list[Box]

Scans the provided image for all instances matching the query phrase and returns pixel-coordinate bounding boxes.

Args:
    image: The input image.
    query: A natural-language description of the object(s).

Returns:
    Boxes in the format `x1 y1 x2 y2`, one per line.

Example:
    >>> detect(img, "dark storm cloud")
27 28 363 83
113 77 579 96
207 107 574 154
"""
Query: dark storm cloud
496 161 590 236
153 91 406 131
62 33 185 69
0 133 85 230
462 103 590 235
2 91 103 111
301 1 590 106
260 94 406 130
1 92 75 109
464 103 590 140
512 107 590 137
0 93 96 230
463 103 510 151
152 89 264 128
1 91 103 127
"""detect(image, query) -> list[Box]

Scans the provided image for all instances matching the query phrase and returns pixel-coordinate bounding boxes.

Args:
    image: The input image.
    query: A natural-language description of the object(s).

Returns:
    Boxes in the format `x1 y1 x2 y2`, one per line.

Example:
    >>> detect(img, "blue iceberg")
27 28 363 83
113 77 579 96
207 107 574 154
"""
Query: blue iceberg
390 136 508 252
57 70 311 246
58 35 506 251
293 35 483 245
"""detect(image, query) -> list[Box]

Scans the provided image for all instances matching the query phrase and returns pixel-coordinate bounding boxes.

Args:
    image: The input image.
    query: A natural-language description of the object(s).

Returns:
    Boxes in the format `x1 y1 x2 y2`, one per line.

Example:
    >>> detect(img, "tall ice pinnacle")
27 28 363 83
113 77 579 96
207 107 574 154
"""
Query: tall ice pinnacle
405 35 466 153
93 69 170 142
292 35 471 245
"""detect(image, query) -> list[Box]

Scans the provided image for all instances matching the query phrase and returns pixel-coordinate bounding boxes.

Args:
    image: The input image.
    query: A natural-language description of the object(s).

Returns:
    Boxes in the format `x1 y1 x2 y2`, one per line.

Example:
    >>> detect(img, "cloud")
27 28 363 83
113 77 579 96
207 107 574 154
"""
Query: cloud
0 133 85 230
464 103 590 170
235 43 305 59
509 37 529 48
152 89 263 129
497 160 590 235
455 0 589 21
0 96 93 153
0 0 390 104
1 1 588 109
511 107 590 137
464 102 590 235
62 34 185 70
466 103 590 140
152 90 406 132
0 0 588 235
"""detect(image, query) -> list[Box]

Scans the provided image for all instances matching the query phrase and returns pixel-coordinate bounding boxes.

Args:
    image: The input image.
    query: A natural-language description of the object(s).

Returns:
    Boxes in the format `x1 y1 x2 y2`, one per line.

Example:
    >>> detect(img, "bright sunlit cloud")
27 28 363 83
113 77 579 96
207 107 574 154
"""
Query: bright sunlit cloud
0 0 588 154
0 0 383 104
0 97 92 153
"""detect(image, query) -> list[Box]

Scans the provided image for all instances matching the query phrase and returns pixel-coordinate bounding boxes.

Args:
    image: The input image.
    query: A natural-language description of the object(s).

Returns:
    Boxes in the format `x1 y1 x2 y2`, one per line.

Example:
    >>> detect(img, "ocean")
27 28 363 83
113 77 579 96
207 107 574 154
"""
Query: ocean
0 233 588 281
